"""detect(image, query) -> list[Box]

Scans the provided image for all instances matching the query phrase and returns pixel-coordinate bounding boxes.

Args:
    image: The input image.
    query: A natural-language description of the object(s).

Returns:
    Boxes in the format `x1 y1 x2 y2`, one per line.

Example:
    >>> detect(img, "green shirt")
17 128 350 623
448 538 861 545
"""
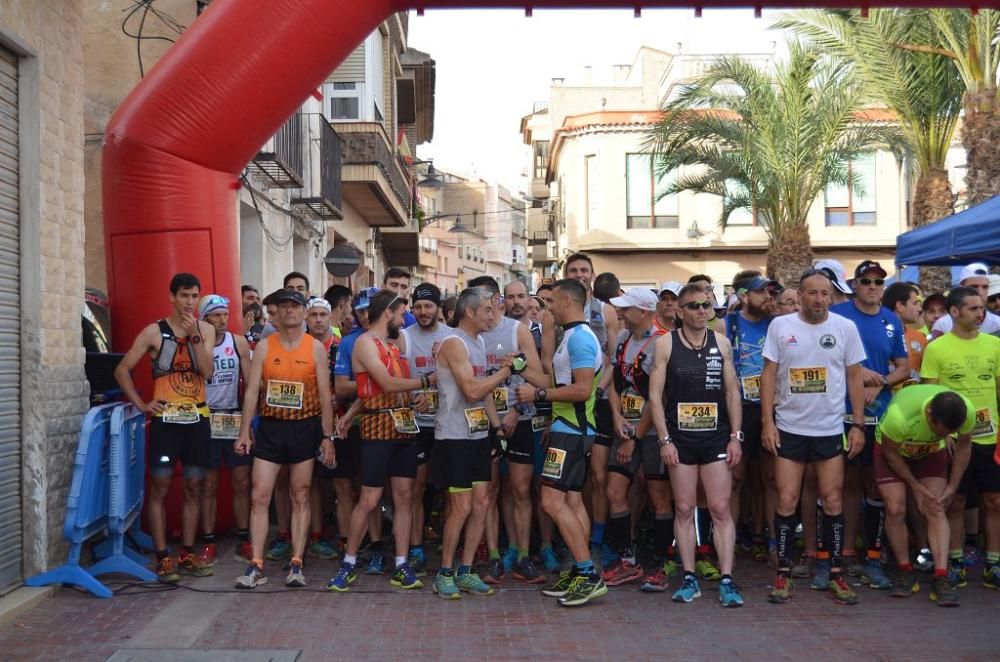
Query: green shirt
920 332 1000 445
876 384 975 459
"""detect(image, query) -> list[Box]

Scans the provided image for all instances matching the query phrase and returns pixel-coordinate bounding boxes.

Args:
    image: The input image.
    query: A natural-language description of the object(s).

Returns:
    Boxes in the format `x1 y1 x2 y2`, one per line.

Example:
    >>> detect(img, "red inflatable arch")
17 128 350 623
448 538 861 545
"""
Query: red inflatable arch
102 0 972 354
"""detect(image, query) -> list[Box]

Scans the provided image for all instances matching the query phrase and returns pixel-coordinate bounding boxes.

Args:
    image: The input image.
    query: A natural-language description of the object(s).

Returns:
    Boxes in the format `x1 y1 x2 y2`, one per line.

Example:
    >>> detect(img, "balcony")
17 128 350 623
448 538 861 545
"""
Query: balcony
418 249 438 270
291 114 343 220
337 121 412 227
530 179 550 200
248 113 304 189
532 241 558 265
381 216 420 268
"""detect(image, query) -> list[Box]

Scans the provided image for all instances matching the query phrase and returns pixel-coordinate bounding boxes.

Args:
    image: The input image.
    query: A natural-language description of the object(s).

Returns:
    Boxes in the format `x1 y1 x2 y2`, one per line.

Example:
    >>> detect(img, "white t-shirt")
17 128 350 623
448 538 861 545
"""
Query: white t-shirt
763 313 867 436
931 311 1000 340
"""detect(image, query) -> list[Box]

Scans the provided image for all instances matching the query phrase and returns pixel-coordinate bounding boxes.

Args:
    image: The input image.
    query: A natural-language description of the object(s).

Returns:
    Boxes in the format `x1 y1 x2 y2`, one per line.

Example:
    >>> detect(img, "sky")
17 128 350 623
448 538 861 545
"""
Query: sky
408 8 789 194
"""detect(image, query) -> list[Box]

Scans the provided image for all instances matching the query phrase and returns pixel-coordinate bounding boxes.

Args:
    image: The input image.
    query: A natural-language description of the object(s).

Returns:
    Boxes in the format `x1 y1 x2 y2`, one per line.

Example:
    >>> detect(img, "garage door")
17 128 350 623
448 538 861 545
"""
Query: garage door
0 46 22 595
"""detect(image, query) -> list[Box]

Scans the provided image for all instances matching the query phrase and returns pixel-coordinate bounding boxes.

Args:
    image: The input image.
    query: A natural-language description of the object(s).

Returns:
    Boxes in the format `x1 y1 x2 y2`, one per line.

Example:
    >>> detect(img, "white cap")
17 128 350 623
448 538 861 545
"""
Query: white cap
609 286 659 311
812 259 852 295
959 262 990 284
989 274 1000 298
658 280 683 297
307 296 332 312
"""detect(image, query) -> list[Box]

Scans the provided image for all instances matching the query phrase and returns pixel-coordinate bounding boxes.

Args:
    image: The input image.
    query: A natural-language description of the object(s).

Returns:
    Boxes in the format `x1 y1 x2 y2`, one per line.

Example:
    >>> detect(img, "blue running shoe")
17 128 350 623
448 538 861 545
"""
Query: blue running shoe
265 536 291 561
366 551 385 575
456 571 495 596
719 579 744 607
672 574 701 603
811 559 831 590
502 547 519 572
540 546 561 573
433 572 461 600
861 559 891 589
948 561 967 588
327 562 356 592
390 563 423 590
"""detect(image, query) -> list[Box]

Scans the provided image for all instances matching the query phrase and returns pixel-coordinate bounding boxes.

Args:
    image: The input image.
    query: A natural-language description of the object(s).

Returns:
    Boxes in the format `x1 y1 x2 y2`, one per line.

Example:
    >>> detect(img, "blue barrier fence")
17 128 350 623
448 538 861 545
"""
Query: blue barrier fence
26 402 155 598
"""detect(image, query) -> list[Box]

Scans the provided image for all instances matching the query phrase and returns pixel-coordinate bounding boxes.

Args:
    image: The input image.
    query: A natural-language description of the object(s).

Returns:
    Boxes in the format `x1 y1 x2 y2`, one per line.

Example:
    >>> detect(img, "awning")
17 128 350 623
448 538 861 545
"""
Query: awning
895 195 1000 266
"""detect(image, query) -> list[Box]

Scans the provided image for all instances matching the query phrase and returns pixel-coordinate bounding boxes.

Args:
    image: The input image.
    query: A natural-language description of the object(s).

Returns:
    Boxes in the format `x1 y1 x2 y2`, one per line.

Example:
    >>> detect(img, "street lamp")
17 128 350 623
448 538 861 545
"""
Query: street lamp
409 158 444 190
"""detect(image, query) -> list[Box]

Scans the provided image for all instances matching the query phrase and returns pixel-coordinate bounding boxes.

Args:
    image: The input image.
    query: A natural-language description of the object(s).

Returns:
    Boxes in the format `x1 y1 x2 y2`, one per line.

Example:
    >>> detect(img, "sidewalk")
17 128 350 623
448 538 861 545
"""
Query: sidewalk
1 540 995 661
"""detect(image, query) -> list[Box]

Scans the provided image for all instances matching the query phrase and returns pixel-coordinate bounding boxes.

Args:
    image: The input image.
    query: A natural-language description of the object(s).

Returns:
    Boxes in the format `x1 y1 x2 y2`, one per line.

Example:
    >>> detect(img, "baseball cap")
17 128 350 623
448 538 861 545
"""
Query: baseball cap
307 296 331 312
812 259 852 295
738 276 778 293
659 281 683 297
352 286 381 311
922 292 946 310
854 260 887 280
271 289 307 307
989 274 1000 298
609 287 658 312
198 294 229 319
413 283 442 306
959 262 990 284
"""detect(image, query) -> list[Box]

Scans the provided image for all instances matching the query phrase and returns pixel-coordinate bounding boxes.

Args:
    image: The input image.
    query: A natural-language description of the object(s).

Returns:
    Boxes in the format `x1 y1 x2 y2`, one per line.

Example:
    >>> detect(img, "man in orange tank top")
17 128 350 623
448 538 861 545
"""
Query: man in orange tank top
233 289 335 590
114 273 217 583
327 290 430 592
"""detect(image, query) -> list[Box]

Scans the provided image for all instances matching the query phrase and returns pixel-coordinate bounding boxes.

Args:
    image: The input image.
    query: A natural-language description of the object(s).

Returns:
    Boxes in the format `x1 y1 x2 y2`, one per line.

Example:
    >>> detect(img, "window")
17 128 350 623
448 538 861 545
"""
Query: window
626 153 679 229
585 154 599 232
534 141 550 180
327 82 361 121
825 153 877 226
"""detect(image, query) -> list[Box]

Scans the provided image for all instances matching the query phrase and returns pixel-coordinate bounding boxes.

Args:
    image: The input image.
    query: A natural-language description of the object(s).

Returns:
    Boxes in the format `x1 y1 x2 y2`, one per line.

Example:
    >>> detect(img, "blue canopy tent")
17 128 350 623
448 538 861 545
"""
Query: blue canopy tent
895 195 1000 267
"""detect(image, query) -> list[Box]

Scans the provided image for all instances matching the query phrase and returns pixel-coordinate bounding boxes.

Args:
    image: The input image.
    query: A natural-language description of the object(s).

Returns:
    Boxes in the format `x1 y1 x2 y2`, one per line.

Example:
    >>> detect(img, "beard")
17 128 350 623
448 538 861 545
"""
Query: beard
387 321 401 340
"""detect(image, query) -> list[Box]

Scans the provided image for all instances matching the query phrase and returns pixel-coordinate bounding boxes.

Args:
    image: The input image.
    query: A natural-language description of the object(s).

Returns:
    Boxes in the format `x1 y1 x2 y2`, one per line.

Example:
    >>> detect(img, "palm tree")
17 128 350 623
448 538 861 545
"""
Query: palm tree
646 42 899 286
775 8 965 292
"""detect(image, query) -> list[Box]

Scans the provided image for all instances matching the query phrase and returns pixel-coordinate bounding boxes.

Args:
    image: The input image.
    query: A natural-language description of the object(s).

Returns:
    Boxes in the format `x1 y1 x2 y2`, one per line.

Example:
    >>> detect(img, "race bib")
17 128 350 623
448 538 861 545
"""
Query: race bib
972 408 995 437
391 408 419 434
741 375 761 401
621 393 645 421
465 407 490 435
162 402 199 424
210 412 242 439
677 403 719 431
541 446 567 480
492 387 509 414
531 415 551 432
424 388 439 415
789 367 827 394
266 380 304 409
898 441 935 460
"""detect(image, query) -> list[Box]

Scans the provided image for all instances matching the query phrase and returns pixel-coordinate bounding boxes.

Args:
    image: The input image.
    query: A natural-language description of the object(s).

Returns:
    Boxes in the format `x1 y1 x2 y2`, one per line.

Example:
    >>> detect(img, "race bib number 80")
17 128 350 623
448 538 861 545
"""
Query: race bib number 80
541 447 567 480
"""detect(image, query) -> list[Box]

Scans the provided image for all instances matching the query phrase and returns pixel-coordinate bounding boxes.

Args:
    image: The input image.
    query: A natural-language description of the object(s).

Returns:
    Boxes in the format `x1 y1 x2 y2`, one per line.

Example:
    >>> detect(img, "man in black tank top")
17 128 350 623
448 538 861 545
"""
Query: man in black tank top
649 283 745 607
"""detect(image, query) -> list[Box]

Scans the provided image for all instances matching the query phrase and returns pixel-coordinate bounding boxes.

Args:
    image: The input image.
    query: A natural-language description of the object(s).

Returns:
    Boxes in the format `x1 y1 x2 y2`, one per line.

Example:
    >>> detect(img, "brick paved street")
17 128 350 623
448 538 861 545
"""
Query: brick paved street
1 539 996 661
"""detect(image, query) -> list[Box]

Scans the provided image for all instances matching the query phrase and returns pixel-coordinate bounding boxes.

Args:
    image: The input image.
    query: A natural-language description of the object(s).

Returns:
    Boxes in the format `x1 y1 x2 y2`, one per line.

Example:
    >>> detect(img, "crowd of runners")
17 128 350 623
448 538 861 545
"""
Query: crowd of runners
112 253 1000 608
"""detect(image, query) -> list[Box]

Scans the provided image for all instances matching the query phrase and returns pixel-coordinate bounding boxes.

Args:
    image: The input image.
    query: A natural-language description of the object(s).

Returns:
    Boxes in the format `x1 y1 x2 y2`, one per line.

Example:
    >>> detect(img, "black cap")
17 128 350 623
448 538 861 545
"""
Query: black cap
855 260 887 280
270 289 307 306
412 282 442 306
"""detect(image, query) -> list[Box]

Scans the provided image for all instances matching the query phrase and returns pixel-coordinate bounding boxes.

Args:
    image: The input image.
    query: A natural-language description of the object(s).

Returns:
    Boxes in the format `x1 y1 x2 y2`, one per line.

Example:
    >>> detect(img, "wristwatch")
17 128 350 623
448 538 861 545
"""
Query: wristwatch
658 435 672 448
851 421 866 432
880 375 889 388
731 431 745 443
190 335 202 344
536 388 548 403
595 387 605 399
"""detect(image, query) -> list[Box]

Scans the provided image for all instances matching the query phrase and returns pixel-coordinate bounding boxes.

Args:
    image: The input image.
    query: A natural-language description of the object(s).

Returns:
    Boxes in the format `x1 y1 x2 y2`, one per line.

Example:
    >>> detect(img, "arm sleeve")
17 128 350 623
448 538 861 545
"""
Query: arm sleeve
568 331 599 371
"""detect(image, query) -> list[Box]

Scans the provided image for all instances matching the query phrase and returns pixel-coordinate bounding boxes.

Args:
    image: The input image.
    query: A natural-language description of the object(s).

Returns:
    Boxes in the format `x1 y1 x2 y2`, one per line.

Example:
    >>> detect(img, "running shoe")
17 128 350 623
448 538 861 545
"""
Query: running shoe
621 544 638 567
541 570 575 598
982 564 1000 589
890 572 918 598
285 560 306 587
672 574 701 603
827 573 859 605
177 551 213 577
948 561 967 588
695 558 721 581
929 577 960 607
513 557 546 584
156 556 180 584
456 571 494 596
234 562 267 589
662 558 679 578
408 554 428 578
811 559 831 590
502 547 519 572
234 541 253 563
326 562 357 592
308 538 339 560
266 536 291 561
483 558 504 585
914 549 934 573
845 557 863 578
719 579 744 607
540 546 561 573
861 559 892 589
791 553 814 579
390 563 424 590
751 542 768 563
768 574 793 604
199 543 217 567
558 574 608 607
601 559 643 586
433 572 461 600
365 551 385 575
640 567 669 593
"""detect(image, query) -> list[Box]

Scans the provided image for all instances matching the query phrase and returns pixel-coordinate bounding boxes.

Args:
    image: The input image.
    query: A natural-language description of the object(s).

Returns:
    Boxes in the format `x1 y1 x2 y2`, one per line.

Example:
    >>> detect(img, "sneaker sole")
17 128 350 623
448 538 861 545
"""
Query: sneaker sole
721 598 744 608
285 578 306 588
603 570 643 587
558 584 608 607
767 593 791 604
541 588 569 597
929 593 960 607
890 584 919 598
326 575 356 592
235 577 268 590
640 583 669 593
432 589 462 600
827 592 859 605
671 591 702 603
458 587 495 596
390 580 424 589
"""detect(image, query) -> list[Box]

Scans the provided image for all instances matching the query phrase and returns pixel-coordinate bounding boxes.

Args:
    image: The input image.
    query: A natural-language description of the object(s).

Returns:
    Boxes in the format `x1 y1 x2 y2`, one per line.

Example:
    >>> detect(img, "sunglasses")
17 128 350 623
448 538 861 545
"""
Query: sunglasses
858 278 885 286
681 301 713 310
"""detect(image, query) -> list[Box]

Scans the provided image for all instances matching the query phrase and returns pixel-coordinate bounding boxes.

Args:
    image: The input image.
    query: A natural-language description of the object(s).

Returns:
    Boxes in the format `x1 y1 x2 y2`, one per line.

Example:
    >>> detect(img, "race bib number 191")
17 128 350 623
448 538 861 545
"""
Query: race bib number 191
789 367 827 394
